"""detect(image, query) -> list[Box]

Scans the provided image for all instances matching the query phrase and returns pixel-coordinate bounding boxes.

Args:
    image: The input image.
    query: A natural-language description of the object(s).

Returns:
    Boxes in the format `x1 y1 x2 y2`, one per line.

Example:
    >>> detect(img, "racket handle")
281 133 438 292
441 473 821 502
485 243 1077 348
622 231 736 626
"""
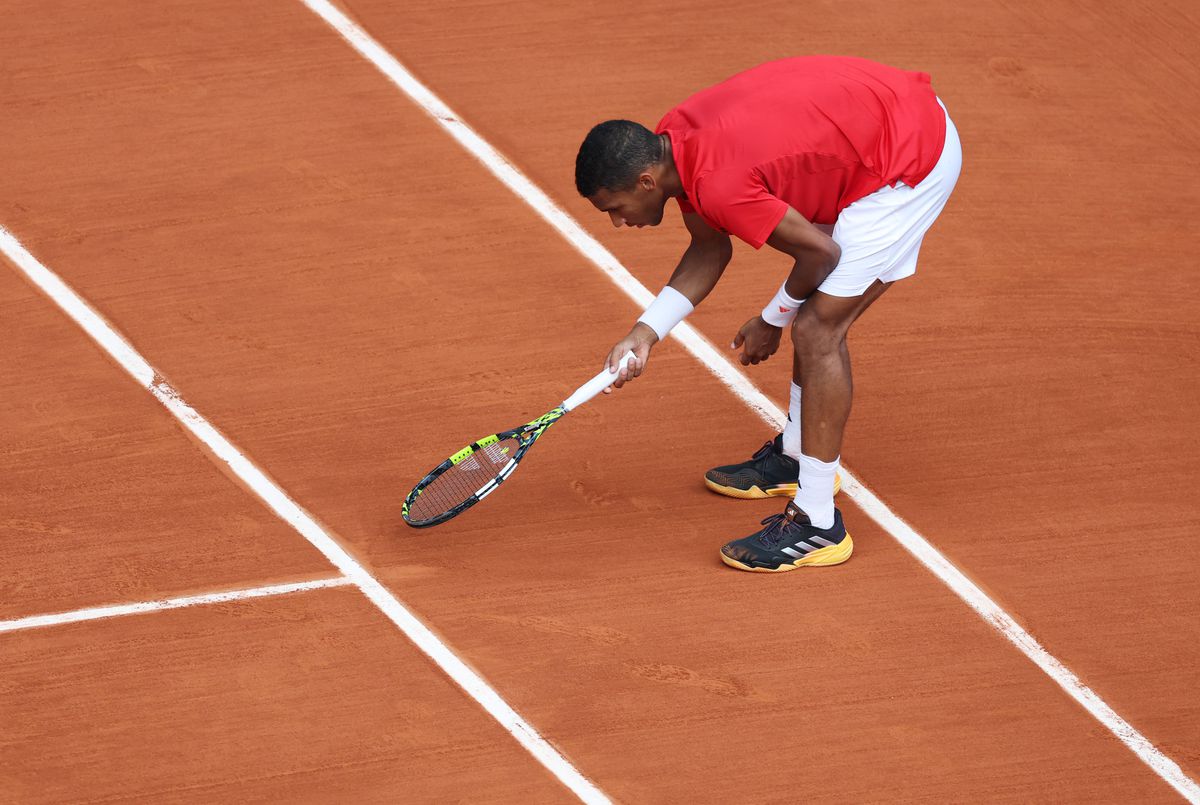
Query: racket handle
562 350 637 412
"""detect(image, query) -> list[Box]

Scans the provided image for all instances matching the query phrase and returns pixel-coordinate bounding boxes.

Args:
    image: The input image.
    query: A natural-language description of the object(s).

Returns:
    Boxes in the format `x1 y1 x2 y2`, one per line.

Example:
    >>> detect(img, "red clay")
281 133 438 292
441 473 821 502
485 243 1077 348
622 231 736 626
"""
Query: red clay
1 0 1197 800
0 267 331 620
1 587 572 802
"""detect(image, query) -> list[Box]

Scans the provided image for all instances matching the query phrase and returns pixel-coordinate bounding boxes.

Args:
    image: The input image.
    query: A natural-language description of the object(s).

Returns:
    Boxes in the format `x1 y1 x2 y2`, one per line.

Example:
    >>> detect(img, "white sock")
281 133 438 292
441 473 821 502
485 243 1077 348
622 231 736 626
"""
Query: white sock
781 383 802 460
793 452 839 529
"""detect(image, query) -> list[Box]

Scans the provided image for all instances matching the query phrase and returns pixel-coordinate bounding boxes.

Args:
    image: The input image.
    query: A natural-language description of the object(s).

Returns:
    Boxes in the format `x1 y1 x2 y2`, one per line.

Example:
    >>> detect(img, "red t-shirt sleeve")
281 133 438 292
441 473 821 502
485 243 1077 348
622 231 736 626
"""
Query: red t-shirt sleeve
694 171 789 250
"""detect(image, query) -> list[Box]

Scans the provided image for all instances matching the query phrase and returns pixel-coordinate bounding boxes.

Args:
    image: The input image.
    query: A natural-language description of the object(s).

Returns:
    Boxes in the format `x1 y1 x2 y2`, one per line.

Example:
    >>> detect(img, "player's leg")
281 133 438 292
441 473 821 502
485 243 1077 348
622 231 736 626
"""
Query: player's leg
780 221 840 461
788 282 890 529
784 278 885 457
700 284 885 502
719 284 888 572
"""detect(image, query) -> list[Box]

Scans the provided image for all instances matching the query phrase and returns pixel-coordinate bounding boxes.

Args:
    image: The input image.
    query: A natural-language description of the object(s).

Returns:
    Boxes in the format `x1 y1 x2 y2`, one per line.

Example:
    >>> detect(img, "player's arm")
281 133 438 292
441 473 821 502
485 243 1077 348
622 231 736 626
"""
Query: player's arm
605 212 732 387
732 207 841 366
664 211 735 305
766 207 841 300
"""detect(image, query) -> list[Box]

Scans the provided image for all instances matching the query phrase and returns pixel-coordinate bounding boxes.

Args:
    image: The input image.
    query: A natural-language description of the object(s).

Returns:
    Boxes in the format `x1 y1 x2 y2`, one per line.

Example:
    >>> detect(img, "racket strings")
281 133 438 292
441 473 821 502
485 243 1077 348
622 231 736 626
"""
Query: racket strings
407 436 521 522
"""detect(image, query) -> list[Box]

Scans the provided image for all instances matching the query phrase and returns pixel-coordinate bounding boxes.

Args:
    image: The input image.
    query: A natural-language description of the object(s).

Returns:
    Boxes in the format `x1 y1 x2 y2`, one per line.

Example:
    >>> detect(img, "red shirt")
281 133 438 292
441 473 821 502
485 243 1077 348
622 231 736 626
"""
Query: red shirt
655 56 947 248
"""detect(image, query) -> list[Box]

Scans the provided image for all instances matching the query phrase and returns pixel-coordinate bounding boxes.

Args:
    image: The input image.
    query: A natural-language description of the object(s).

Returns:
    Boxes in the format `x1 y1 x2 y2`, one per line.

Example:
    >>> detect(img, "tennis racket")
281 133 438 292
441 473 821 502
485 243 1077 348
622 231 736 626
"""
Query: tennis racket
402 351 637 528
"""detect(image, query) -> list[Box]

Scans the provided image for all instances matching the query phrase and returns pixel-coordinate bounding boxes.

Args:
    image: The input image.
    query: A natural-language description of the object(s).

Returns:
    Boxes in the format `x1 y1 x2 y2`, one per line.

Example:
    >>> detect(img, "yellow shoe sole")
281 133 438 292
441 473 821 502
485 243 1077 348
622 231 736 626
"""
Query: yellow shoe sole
703 473 842 500
720 533 854 572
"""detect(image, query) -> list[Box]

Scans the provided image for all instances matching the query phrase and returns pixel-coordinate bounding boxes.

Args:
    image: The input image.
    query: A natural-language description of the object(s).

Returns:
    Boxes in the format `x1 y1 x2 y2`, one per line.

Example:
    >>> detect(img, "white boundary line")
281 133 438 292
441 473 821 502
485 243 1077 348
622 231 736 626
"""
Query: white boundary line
0 577 352 634
295 3 1200 800
0 225 609 805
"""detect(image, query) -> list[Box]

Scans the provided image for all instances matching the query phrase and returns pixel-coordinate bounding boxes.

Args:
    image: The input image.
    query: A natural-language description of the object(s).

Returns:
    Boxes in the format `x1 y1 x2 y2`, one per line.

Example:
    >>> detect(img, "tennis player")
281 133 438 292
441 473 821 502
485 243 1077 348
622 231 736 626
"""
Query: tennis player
574 56 961 572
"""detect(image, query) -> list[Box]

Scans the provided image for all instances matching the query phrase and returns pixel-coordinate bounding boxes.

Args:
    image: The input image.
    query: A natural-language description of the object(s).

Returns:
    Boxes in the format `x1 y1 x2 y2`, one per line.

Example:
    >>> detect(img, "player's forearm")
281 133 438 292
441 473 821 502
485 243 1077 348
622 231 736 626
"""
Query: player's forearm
760 245 842 328
782 243 841 300
633 239 730 343
667 238 733 306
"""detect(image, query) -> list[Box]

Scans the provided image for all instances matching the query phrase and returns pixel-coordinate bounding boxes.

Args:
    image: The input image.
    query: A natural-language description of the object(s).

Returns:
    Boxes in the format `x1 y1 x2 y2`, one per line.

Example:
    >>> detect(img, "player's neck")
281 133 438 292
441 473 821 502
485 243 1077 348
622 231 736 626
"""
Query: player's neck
658 134 684 198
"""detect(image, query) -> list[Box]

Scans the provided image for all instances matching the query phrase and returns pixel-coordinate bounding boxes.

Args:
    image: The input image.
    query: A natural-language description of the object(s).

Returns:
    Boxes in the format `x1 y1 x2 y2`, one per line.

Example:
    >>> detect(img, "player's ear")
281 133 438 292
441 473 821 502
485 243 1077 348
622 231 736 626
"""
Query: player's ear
638 171 657 192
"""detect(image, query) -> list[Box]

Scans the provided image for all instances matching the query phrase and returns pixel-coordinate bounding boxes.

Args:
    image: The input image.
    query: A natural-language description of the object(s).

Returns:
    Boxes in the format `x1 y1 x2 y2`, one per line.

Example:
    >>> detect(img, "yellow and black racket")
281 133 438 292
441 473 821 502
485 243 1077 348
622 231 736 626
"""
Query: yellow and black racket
402 351 635 528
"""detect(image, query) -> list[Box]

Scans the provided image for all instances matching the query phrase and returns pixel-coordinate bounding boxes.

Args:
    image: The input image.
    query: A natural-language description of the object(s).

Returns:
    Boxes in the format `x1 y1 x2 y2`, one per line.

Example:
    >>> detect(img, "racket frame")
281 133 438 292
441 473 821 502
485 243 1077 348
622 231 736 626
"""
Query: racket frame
401 406 565 528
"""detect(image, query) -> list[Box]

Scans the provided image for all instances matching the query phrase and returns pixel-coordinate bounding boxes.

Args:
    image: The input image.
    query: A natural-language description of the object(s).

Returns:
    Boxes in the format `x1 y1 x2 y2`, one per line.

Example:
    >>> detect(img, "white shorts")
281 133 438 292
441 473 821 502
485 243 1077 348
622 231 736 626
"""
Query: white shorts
817 98 963 298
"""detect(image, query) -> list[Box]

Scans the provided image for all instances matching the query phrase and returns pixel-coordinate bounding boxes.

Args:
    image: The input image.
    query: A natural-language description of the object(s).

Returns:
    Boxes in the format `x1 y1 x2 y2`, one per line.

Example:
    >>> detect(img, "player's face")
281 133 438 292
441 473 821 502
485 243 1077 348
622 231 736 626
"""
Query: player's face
589 177 667 229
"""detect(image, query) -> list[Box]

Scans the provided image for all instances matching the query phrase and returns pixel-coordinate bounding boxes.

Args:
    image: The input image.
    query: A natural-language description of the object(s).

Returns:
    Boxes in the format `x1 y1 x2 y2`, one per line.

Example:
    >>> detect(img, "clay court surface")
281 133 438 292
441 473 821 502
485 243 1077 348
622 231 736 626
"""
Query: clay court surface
2 0 1198 801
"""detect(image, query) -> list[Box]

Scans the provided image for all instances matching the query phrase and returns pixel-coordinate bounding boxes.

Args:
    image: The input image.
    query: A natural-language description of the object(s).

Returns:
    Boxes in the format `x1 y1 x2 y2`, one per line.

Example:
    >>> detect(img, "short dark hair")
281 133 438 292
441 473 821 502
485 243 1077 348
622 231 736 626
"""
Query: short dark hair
575 120 663 197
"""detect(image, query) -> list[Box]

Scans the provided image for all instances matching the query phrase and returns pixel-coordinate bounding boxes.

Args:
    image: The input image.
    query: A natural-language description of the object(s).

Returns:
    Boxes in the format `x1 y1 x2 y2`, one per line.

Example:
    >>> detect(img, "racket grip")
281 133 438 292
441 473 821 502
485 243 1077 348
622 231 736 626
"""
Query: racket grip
562 350 636 412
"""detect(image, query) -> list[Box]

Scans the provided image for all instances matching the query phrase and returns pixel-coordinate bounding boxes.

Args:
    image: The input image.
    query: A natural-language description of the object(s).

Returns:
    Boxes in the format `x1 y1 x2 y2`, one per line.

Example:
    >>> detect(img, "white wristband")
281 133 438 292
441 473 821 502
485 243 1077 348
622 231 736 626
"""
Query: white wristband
760 281 805 327
637 285 694 340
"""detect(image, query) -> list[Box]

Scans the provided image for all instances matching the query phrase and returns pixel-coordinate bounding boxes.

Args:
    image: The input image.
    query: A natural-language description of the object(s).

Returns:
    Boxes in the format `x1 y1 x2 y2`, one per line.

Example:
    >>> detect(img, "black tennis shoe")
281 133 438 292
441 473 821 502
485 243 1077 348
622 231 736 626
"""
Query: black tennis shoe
704 434 842 499
720 502 853 572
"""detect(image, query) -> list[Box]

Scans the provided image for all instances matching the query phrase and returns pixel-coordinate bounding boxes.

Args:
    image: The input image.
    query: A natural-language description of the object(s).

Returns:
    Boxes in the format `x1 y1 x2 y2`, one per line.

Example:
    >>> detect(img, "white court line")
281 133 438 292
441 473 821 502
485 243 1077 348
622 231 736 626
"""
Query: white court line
0 577 352 634
295 3 1200 801
0 226 609 805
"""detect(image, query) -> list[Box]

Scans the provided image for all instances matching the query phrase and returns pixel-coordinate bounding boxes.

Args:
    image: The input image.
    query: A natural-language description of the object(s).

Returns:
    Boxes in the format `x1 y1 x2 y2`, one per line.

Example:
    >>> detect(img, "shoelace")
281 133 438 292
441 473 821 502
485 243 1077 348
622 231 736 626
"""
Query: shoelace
756 511 792 548
750 440 774 461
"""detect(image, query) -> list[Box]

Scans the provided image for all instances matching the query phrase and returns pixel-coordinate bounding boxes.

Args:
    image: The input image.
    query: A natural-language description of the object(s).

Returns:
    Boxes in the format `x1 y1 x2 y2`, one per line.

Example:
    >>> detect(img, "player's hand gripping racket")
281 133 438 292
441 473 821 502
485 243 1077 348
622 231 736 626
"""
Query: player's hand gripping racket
402 351 637 528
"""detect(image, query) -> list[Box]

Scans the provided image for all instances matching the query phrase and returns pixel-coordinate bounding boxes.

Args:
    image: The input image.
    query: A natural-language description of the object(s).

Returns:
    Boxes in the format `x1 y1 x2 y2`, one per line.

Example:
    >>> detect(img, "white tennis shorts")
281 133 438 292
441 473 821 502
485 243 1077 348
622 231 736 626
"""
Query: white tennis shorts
817 99 962 298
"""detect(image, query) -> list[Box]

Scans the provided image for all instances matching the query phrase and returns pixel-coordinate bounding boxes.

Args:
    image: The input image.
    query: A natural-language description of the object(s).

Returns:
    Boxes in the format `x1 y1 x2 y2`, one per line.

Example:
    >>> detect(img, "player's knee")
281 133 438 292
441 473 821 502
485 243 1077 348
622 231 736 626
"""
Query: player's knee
790 309 844 356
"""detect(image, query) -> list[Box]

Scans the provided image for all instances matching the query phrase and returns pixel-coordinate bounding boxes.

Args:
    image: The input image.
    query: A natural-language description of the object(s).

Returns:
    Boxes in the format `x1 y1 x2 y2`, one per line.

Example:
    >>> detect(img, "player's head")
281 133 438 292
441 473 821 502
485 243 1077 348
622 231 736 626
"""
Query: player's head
576 120 671 228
